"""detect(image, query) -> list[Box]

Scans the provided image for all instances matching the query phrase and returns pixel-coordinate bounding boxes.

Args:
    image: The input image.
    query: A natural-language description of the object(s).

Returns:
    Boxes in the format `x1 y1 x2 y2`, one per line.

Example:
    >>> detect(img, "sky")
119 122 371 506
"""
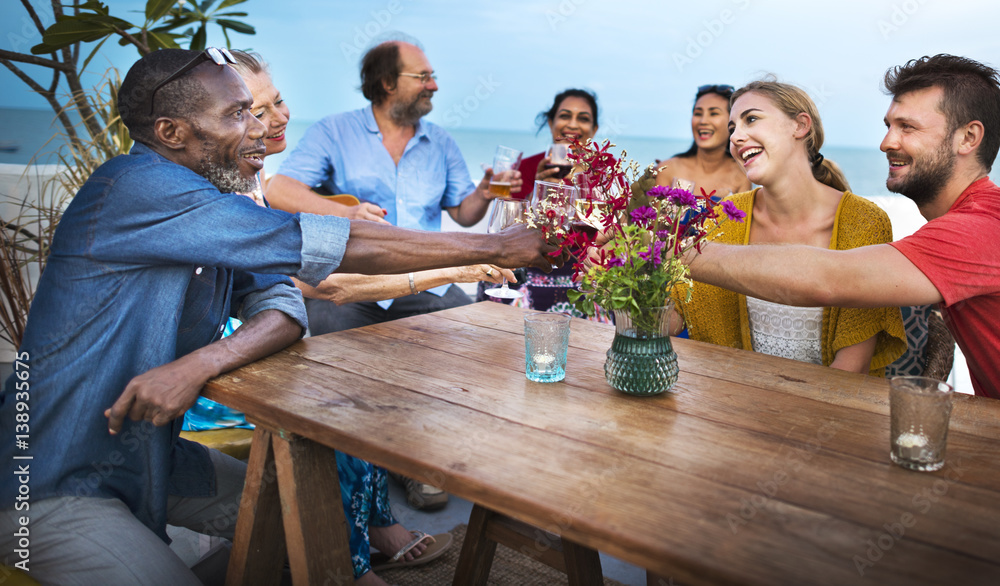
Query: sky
3 0 1000 148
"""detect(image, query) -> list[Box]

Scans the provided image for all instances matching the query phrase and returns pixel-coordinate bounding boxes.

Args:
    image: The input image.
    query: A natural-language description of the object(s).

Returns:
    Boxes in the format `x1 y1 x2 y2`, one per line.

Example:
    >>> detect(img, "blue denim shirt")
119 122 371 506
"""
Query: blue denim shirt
0 143 350 541
277 106 475 305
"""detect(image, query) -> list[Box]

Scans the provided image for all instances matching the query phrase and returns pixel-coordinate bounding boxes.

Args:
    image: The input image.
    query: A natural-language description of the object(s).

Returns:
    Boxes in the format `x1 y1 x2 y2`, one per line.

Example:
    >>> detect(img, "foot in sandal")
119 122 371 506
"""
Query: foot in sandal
368 526 452 572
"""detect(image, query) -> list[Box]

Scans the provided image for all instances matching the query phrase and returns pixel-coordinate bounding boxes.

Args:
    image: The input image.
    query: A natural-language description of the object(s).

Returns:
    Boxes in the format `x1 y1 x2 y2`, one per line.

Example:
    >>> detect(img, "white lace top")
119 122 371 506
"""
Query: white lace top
746 297 823 364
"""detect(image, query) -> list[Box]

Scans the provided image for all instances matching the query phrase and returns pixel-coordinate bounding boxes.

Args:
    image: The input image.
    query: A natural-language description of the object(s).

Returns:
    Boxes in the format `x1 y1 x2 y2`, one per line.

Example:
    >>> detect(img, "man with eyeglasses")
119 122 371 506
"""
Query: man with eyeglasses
267 38 508 510
0 48 555 583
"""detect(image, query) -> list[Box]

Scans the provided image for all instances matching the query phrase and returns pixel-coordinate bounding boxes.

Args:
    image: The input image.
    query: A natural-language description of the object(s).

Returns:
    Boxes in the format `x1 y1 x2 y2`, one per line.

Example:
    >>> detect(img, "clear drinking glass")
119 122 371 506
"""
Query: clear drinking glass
483 198 527 299
889 376 954 472
488 145 523 200
524 312 571 383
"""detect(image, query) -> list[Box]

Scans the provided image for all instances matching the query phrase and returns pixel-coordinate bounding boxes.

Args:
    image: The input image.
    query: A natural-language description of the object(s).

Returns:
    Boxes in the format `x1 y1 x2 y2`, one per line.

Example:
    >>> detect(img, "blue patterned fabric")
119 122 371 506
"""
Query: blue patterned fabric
182 318 253 431
336 452 396 579
886 305 931 376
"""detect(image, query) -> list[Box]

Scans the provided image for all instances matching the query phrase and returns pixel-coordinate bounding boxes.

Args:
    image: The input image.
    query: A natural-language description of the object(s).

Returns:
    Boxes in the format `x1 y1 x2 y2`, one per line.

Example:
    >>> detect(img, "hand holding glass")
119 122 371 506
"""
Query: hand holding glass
545 143 572 179
484 199 527 299
489 145 523 199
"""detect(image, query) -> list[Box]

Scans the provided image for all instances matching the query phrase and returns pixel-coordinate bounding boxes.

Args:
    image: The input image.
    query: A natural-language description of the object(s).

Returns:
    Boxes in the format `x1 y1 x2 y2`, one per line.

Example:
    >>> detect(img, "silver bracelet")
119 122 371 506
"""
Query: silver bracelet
408 272 418 295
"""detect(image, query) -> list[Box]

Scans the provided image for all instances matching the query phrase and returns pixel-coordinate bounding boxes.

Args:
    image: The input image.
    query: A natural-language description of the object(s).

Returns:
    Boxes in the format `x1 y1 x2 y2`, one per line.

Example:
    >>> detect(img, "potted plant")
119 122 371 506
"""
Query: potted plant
530 139 747 395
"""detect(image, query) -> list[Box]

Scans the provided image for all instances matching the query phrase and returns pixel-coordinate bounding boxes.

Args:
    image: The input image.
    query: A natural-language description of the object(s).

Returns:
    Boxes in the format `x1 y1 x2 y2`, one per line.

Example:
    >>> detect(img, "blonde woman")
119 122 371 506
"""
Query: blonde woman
674 80 906 375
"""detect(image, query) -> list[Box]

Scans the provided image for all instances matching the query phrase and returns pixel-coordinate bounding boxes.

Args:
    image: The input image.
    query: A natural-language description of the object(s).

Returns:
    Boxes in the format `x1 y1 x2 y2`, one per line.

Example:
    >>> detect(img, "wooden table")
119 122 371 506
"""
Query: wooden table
205 302 1000 585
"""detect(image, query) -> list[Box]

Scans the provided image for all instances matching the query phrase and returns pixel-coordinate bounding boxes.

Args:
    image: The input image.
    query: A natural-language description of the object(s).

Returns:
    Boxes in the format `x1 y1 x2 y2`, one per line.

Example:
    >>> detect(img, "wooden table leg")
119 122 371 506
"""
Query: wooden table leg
453 504 605 586
563 538 604 586
272 432 353 585
453 504 498 585
226 427 286 586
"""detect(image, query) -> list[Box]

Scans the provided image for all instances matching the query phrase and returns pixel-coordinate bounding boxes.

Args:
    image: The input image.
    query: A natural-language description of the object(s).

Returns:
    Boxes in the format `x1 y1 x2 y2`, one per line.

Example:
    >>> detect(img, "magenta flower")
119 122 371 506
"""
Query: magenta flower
630 205 657 227
638 240 665 266
668 188 698 208
605 255 625 268
721 199 747 222
646 185 670 199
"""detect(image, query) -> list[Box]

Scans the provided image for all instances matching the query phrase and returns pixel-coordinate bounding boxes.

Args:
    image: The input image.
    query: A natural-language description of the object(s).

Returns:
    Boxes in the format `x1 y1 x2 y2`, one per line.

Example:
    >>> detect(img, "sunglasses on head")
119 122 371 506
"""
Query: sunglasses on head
697 84 735 97
148 47 238 115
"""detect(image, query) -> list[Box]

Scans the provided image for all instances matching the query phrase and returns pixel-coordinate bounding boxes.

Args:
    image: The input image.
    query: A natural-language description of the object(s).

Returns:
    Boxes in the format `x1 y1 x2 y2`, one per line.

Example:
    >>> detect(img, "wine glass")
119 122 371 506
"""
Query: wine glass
545 143 572 179
568 182 607 241
484 199 527 299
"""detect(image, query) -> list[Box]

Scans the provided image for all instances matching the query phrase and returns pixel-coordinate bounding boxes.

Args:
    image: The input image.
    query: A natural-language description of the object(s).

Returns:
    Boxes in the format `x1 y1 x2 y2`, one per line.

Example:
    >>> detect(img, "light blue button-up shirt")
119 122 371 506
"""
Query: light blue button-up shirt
277 105 476 305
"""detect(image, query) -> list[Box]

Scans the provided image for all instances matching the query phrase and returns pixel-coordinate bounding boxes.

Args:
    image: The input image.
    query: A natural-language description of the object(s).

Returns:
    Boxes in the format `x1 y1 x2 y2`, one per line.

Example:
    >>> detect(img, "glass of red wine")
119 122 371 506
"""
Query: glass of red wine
545 143 573 179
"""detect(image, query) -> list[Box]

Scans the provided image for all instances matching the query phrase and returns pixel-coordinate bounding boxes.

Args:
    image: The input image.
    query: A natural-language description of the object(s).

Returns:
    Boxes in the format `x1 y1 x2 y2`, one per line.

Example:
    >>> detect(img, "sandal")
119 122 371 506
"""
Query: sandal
370 530 453 572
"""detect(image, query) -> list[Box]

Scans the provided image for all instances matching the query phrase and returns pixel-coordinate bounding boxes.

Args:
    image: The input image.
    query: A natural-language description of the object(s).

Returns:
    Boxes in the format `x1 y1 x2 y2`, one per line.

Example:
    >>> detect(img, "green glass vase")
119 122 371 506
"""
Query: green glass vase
605 306 679 396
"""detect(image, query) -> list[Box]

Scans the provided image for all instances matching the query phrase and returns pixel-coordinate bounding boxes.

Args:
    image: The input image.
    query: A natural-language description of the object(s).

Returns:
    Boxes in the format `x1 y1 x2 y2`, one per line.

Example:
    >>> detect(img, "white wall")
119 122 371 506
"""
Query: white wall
0 163 66 362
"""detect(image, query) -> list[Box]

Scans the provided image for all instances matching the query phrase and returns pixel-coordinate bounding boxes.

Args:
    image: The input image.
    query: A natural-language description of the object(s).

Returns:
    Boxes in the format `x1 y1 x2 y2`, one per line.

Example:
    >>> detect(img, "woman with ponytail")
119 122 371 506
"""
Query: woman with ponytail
672 79 906 376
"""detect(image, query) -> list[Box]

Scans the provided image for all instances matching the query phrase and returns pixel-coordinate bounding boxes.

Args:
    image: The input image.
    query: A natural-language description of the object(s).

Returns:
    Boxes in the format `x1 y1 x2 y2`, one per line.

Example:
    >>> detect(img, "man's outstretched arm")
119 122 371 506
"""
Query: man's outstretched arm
337 220 561 275
688 242 944 309
105 309 301 434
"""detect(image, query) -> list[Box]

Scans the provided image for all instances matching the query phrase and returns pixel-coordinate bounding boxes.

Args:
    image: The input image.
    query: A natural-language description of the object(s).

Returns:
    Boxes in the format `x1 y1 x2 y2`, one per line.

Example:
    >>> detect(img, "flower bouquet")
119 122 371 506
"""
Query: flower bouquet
526 138 746 394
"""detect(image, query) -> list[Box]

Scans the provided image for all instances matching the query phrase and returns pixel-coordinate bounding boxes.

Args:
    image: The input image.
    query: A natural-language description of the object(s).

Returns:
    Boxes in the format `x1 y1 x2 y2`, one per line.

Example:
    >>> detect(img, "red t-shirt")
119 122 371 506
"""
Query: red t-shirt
890 177 1000 398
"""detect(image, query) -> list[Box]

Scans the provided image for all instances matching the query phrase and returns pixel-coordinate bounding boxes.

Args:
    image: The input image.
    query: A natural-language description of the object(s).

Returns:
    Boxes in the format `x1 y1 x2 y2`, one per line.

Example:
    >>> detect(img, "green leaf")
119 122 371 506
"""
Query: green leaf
215 11 248 17
145 30 182 51
145 0 176 22
218 0 249 9
78 0 111 16
156 14 200 28
79 36 111 74
199 0 215 12
34 18 119 53
215 19 255 35
190 24 207 51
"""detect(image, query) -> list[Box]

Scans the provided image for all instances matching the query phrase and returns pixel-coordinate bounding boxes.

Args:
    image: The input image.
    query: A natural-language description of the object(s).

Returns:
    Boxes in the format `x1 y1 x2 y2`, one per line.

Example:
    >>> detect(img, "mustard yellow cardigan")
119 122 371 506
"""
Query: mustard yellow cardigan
678 189 907 377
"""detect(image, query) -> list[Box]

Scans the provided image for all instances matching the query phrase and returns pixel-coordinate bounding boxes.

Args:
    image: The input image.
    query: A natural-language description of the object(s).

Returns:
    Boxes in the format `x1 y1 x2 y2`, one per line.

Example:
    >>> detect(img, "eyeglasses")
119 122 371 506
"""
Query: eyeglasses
697 84 735 97
398 72 437 85
148 47 238 115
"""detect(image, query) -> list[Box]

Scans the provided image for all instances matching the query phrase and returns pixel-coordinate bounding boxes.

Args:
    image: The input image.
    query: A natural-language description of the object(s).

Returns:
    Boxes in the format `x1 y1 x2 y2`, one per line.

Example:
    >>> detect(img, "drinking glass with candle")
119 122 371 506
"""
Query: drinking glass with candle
889 376 954 472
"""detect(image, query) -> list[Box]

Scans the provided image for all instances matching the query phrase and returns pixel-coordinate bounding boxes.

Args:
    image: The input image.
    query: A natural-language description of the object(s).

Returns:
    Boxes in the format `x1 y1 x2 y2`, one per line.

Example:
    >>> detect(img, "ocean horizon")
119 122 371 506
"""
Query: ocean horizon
3 106 973 201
